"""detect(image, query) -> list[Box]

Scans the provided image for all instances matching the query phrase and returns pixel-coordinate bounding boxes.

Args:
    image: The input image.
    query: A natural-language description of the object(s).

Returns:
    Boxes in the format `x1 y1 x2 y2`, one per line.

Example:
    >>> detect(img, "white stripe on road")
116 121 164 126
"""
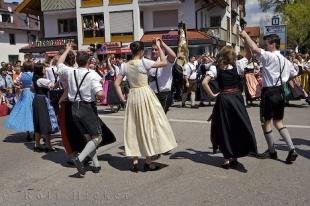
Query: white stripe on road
99 115 310 129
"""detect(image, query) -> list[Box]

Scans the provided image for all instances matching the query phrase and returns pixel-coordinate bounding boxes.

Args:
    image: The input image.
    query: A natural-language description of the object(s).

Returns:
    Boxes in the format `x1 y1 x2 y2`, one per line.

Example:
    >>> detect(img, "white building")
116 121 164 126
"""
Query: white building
16 0 246 56
139 0 214 56
75 0 141 51
0 0 39 63
17 0 77 57
195 0 246 54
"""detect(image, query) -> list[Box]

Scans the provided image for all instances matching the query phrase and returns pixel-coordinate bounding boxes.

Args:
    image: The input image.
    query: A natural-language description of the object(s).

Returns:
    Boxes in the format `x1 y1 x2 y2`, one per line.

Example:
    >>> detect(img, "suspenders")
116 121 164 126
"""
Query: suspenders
51 68 58 84
73 70 90 102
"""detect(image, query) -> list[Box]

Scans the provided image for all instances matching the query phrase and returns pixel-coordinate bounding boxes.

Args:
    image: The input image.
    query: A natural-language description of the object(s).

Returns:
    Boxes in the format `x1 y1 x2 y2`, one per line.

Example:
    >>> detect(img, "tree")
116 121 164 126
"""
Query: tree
259 0 294 12
259 0 310 52
282 0 310 51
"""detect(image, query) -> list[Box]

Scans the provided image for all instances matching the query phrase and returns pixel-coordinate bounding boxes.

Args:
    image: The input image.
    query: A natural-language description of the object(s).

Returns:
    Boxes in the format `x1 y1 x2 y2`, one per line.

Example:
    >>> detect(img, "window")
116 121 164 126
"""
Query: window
153 10 178 28
2 14 11 23
82 14 105 38
210 16 221 27
30 35 36 42
9 34 15 45
58 19 77 34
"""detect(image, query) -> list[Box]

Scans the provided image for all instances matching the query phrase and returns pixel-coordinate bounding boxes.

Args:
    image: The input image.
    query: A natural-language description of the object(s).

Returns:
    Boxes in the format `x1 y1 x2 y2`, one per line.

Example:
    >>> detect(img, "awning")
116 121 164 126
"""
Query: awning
96 47 131 55
15 0 41 15
19 45 77 54
140 30 216 47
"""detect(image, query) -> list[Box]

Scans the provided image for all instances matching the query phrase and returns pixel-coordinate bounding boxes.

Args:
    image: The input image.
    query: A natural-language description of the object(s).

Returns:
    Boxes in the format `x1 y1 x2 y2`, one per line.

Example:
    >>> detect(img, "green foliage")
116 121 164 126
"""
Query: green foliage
282 0 310 48
259 0 310 50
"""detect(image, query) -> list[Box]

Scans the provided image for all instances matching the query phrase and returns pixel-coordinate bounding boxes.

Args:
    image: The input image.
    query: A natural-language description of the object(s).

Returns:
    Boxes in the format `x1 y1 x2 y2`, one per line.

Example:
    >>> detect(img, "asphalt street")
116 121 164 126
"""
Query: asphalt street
0 100 309 206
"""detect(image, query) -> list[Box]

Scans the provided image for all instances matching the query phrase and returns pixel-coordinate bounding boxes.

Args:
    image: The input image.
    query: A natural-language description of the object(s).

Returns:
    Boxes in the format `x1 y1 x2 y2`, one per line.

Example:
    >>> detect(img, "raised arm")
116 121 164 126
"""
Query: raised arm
240 30 261 55
152 39 168 68
160 39 176 63
58 43 72 65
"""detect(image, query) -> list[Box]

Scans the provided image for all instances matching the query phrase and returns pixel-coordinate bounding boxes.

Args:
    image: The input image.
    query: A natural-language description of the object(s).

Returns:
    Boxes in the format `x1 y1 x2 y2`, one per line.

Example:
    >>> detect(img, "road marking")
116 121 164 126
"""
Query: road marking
99 115 310 129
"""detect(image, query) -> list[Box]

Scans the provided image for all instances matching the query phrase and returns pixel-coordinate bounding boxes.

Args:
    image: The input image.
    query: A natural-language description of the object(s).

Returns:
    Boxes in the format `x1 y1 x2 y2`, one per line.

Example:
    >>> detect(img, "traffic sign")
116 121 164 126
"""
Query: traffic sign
264 25 287 50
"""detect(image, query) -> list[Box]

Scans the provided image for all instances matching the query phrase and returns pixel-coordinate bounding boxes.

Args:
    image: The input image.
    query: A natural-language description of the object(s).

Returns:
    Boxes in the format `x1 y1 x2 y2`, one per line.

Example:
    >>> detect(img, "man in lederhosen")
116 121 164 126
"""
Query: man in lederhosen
240 31 299 164
62 51 105 175
149 39 176 113
182 55 199 108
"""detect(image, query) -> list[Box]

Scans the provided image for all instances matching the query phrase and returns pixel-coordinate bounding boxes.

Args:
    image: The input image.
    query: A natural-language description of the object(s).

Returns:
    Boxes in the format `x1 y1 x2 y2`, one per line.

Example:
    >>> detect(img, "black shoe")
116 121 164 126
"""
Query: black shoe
143 163 160 171
221 162 231 169
45 147 57 152
72 157 86 175
212 147 219 154
91 166 101 173
306 98 310 105
191 105 199 109
83 156 92 167
256 150 278 159
33 146 45 153
229 159 239 168
199 102 206 107
162 150 172 156
286 149 298 164
130 164 139 173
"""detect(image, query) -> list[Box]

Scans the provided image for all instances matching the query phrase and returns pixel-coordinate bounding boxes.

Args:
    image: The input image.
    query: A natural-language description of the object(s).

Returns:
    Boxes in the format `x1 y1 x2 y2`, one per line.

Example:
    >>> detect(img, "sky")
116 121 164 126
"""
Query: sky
5 0 271 27
245 0 275 27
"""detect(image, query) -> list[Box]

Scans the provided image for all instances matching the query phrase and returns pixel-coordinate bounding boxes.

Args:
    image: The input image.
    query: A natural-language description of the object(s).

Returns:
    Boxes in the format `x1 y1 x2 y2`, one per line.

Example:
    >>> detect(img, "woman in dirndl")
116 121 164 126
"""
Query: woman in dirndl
202 46 258 169
5 61 34 141
115 40 177 172
106 56 122 112
32 63 59 152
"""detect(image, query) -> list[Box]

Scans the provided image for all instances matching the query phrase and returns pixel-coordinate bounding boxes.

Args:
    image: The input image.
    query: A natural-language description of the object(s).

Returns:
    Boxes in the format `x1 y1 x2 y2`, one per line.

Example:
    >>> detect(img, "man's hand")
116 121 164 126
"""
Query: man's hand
65 43 72 51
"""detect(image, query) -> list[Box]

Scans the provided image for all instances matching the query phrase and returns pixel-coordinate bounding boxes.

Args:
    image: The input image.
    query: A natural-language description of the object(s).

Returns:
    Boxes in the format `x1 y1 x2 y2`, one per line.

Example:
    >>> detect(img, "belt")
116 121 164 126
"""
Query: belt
221 87 240 94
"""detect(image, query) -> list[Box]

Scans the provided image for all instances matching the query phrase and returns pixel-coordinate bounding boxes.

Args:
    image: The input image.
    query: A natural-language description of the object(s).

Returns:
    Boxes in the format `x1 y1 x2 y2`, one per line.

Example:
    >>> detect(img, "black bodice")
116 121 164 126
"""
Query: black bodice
217 67 242 90
32 75 49 95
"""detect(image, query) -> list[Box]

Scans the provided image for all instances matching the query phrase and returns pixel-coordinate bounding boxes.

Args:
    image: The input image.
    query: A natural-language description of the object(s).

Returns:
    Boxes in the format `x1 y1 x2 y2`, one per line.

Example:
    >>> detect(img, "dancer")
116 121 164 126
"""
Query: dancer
32 63 59 152
240 31 299 164
5 61 34 141
202 46 258 169
182 55 199 108
46 57 63 115
114 40 177 172
149 38 176 113
62 51 105 175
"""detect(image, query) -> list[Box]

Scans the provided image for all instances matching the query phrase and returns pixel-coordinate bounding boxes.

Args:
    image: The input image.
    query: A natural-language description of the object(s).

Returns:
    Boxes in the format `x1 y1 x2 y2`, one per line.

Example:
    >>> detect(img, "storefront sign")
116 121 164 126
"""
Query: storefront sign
162 34 178 41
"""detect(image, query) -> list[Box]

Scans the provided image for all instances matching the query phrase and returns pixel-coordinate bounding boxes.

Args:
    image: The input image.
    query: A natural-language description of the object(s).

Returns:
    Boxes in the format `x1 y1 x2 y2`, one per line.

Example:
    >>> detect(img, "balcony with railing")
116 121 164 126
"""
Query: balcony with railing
81 0 103 8
109 0 132 5
201 27 228 42
139 0 181 7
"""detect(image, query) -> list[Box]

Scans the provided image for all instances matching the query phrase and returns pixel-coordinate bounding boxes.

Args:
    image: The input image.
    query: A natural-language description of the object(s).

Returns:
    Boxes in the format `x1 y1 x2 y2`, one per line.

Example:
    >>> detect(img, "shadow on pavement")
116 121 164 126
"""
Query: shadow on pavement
3 132 30 143
275 138 310 160
170 148 248 173
98 154 132 171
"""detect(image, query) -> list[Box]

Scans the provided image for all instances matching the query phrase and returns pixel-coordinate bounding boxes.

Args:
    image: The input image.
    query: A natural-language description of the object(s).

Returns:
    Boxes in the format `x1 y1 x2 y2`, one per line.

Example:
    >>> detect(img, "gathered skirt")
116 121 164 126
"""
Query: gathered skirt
59 101 116 155
5 88 34 132
124 86 177 157
211 92 257 158
32 94 59 135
